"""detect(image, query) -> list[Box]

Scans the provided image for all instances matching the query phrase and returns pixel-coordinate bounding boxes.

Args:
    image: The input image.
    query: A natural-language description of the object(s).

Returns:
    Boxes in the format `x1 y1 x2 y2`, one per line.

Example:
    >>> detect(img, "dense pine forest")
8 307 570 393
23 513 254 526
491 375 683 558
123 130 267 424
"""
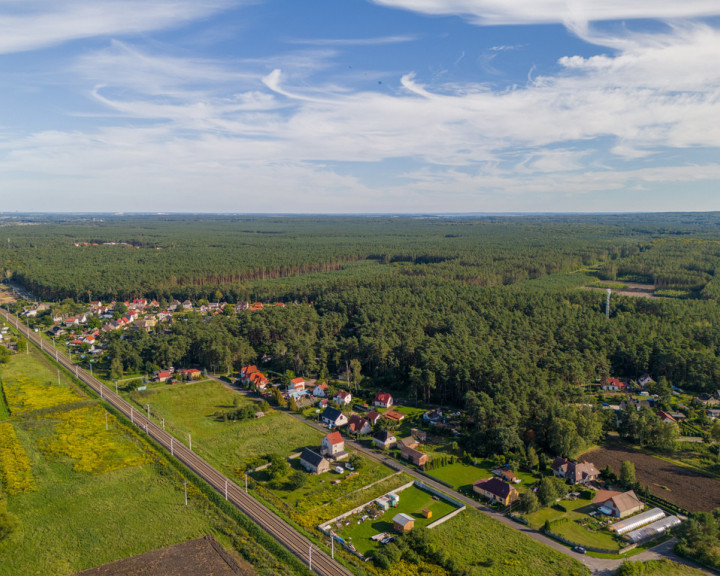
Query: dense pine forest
5 213 720 458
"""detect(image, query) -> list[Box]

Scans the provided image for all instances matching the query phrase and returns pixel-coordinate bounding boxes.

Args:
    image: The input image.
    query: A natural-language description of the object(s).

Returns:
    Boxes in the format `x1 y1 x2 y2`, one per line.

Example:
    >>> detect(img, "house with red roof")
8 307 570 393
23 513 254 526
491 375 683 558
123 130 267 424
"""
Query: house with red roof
313 382 328 398
154 371 172 383
373 392 393 409
348 415 371 435
333 390 352 406
287 377 306 394
602 378 627 392
367 411 382 425
321 431 347 459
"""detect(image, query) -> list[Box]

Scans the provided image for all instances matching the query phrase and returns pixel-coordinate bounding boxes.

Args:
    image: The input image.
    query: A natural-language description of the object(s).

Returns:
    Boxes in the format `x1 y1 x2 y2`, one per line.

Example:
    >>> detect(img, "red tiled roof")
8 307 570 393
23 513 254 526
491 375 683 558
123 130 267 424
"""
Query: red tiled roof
326 431 343 445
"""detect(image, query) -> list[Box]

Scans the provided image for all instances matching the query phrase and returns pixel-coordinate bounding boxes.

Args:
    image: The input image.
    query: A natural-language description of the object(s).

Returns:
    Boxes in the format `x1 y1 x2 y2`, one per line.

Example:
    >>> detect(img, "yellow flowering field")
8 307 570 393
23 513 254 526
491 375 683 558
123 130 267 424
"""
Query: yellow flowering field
39 406 149 474
0 422 35 494
2 352 82 414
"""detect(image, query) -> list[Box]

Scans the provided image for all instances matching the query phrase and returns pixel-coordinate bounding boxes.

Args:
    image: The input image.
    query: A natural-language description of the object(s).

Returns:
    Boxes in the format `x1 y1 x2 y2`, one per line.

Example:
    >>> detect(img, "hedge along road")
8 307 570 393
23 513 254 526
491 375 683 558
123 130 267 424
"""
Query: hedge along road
0 309 353 576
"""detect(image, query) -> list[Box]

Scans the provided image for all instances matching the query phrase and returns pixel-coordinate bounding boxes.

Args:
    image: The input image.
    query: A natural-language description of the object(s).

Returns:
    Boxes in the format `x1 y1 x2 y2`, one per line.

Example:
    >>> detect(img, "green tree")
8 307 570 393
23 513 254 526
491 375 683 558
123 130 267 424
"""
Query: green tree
519 491 540 514
620 460 636 488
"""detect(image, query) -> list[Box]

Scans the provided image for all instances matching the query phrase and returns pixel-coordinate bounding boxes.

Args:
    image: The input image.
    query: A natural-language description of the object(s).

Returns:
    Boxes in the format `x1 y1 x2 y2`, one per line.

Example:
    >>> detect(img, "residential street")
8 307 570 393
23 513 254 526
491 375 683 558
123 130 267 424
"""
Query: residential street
215 376 714 576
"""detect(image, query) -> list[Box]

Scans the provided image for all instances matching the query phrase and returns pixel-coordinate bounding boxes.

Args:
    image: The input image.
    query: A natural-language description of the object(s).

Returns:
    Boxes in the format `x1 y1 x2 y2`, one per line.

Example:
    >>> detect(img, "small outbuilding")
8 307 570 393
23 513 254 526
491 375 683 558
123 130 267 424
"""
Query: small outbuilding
393 513 415 533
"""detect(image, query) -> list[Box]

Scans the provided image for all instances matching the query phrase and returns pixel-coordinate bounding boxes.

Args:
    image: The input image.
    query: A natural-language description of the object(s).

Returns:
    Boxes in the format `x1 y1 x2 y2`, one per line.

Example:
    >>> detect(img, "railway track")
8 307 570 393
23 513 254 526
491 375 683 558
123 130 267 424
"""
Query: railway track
1 309 354 576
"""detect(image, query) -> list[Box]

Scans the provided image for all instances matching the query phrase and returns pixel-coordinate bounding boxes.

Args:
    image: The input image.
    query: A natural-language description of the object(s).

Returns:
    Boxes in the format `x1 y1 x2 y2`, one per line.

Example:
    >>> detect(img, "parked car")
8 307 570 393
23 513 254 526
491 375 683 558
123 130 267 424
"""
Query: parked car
572 546 586 554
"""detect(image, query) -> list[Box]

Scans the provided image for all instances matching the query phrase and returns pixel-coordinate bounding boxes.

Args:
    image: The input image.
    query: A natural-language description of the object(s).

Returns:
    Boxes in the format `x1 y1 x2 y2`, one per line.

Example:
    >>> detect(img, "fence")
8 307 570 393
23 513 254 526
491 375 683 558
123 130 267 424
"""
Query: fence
544 529 637 555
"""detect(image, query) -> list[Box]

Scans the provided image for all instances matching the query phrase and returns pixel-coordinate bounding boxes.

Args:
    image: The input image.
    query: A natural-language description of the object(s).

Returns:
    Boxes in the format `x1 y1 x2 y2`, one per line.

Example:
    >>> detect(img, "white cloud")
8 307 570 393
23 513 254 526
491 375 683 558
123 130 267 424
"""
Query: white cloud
0 1 236 54
370 0 720 27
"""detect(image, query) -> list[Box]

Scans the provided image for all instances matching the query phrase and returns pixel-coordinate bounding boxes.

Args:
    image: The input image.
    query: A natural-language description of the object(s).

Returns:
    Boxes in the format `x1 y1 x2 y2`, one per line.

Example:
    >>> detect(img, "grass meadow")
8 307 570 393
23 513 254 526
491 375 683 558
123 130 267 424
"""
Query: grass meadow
0 349 296 576
427 460 537 492
130 380 324 477
619 560 710 575
429 508 589 576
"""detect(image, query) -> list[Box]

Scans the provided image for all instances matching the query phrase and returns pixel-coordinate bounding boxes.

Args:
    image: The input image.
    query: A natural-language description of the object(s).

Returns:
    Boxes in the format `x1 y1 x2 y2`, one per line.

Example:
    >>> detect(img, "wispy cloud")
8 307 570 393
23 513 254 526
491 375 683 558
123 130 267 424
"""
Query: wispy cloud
0 1 237 54
370 0 720 27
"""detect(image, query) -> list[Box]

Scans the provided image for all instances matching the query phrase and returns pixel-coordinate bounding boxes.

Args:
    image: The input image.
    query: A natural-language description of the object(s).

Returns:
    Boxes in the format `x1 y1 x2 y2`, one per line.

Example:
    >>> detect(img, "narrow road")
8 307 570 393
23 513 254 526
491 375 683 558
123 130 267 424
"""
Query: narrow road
1 310 353 576
215 378 715 576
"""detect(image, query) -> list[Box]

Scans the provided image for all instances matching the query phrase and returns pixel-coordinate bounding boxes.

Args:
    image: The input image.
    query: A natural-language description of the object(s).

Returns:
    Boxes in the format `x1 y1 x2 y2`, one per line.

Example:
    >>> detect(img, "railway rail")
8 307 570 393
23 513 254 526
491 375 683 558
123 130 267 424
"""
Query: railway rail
1 309 354 576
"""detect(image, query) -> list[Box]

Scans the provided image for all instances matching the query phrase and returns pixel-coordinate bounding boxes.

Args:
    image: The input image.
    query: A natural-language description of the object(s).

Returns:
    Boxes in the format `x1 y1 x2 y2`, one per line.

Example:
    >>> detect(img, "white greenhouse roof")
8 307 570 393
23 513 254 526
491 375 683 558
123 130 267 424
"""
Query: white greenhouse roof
626 516 682 543
610 508 665 534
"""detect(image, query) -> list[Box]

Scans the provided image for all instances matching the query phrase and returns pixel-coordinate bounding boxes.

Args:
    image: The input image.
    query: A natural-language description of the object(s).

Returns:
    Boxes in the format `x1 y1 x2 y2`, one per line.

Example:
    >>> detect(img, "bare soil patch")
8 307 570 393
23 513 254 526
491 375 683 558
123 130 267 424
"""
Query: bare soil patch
581 443 720 512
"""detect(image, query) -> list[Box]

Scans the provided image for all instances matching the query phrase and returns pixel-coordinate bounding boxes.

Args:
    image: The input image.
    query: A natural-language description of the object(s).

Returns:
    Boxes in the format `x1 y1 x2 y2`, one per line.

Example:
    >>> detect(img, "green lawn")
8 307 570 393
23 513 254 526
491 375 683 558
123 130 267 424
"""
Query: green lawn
428 461 537 492
252 454 392 515
525 497 623 551
130 380 324 479
334 485 457 556
0 380 9 418
429 508 589 575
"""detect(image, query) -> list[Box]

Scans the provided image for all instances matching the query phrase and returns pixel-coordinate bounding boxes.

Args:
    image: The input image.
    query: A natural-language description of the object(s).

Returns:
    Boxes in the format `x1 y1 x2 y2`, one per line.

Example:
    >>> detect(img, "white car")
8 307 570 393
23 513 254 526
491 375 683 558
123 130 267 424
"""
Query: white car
334 466 344 474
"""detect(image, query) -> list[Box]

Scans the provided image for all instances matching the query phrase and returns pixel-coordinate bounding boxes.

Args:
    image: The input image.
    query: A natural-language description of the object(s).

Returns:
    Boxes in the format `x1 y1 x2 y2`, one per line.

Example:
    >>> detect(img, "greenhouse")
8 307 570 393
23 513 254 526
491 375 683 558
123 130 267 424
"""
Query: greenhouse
609 508 665 535
625 515 682 543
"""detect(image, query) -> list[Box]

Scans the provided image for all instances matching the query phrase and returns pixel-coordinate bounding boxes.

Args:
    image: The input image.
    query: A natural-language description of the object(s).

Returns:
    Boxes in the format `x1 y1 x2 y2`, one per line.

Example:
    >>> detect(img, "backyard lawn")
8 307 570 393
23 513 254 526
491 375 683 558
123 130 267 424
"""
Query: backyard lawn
333 484 458 556
428 461 537 492
525 496 623 551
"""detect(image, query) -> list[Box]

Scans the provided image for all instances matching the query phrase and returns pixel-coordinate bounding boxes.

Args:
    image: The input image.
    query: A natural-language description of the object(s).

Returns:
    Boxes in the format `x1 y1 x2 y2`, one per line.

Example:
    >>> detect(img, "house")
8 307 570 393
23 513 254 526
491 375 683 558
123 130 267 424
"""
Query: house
473 477 519 506
177 368 202 381
319 398 329 408
399 438 427 466
290 377 306 392
411 428 427 443
182 300 193 310
321 431 347 459
602 378 628 392
333 390 352 406
367 411 382 426
598 490 645 518
347 415 371 435
492 468 520 484
373 430 397 449
313 382 328 397
551 457 600 484
299 448 330 474
708 408 720 419
658 410 678 425
393 513 415 533
154 370 172 383
321 407 348 429
638 374 655 388
383 410 405 422
374 392 393 408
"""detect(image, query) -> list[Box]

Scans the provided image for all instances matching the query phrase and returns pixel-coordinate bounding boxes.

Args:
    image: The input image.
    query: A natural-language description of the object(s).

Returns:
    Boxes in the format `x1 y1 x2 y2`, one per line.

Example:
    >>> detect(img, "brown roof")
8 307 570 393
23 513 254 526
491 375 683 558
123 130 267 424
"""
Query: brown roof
606 490 643 514
592 489 623 504
73 536 253 576
473 477 515 499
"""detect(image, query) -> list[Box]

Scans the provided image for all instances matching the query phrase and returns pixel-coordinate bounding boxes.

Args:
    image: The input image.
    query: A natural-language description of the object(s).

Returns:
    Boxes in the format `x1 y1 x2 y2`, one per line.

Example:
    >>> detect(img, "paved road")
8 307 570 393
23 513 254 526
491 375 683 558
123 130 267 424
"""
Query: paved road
215 379 718 576
1 310 353 576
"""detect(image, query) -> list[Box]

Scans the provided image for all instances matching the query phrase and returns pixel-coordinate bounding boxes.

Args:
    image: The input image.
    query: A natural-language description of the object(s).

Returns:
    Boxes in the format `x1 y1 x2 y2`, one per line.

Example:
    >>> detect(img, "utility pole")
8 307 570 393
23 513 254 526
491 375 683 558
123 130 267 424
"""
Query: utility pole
188 433 192 451
171 437 174 456
184 480 188 506
147 404 150 418
130 406 134 424
144 422 148 435
57 370 61 387
161 418 165 430
225 479 228 500
308 545 312 571
115 381 118 394
331 533 334 559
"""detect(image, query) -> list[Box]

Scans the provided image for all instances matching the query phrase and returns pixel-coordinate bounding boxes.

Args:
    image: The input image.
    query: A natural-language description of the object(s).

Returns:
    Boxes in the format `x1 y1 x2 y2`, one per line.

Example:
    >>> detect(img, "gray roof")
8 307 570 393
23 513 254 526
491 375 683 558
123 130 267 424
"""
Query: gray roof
300 448 326 467
322 407 343 422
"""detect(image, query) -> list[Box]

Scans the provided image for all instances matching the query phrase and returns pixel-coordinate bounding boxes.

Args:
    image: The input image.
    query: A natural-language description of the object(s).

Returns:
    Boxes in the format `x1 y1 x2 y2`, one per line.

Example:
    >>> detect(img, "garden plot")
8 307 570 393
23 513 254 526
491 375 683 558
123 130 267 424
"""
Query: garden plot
321 482 462 556
427 460 537 492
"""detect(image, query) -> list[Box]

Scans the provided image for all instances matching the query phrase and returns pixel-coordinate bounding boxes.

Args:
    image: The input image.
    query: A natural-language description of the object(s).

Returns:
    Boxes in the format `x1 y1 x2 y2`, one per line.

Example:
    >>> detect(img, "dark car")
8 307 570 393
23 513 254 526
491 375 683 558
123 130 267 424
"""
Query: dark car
572 546 586 554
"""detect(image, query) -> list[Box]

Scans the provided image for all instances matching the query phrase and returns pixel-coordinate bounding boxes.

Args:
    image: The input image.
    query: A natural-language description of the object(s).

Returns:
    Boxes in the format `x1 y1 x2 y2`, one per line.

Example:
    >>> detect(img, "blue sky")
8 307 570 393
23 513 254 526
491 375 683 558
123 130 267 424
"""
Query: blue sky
1 1 720 213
